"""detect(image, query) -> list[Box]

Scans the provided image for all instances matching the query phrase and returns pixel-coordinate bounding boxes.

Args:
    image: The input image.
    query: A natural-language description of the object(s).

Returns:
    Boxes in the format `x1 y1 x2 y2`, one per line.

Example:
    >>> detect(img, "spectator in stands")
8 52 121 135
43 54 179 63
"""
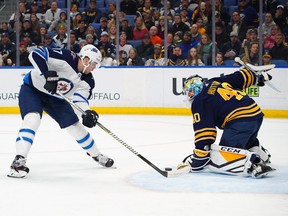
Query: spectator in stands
52 24 68 49
0 33 16 59
78 39 88 49
21 19 37 44
99 45 117 66
136 33 154 62
226 11 248 42
123 47 144 66
206 11 224 36
173 31 183 45
259 12 276 38
0 22 12 36
38 24 48 46
190 24 201 47
44 1 61 28
108 25 117 45
48 10 68 32
263 25 280 52
2 41 32 66
171 13 190 36
21 32 37 52
273 5 287 31
215 52 225 66
43 34 57 48
120 0 138 15
145 43 165 66
119 31 133 65
240 28 258 56
186 47 205 66
119 18 133 40
149 26 162 46
180 8 192 28
97 31 116 60
72 13 83 30
156 16 166 40
86 34 98 47
159 1 175 24
26 1 42 20
107 3 116 18
197 33 212 65
29 13 41 45
142 9 154 31
240 42 259 65
96 17 109 39
69 31 80 53
262 53 272 65
9 2 26 29
215 0 230 25
70 2 80 20
221 31 242 61
269 33 288 60
195 17 206 35
192 1 211 27
168 45 186 66
214 21 230 51
165 32 175 59
133 16 149 40
175 0 193 16
152 10 161 26
39 0 50 14
75 19 87 41
237 0 259 28
179 31 195 58
85 25 98 44
81 0 102 24
139 0 155 15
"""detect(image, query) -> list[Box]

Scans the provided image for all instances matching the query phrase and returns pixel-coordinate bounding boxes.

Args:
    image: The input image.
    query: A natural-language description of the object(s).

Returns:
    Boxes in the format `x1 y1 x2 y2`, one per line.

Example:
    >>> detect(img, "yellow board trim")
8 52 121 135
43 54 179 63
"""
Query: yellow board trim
0 107 288 118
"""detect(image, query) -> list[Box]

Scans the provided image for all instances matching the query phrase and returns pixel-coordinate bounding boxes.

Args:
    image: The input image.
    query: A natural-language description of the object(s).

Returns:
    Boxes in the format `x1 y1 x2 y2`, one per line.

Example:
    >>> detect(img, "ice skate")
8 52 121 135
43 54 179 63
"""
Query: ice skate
7 155 30 178
249 162 276 178
93 154 114 168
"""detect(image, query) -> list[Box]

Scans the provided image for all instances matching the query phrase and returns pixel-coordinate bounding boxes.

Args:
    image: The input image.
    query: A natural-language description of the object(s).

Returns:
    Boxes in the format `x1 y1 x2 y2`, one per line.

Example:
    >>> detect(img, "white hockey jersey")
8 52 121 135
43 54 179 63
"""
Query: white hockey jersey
24 47 94 113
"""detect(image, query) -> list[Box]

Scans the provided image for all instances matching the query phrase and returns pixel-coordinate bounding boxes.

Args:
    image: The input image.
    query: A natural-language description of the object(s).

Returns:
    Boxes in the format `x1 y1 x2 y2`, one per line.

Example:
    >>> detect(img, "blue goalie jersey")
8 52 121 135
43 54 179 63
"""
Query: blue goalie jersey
191 68 264 149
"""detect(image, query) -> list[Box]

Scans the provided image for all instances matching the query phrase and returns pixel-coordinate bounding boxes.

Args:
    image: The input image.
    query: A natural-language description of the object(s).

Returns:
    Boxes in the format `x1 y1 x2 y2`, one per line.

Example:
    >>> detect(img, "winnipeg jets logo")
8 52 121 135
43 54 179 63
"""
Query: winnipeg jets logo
57 78 74 94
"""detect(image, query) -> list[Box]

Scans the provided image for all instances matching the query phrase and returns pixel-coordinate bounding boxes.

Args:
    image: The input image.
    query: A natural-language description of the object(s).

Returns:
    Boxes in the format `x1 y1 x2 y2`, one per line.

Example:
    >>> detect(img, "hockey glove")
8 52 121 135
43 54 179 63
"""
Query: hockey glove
44 70 59 94
257 72 272 87
183 149 211 171
82 110 99 128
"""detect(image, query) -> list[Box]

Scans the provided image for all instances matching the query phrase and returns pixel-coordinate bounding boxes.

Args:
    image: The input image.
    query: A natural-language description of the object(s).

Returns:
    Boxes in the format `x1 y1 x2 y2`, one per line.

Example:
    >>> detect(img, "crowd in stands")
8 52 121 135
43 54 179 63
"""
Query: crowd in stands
0 0 288 67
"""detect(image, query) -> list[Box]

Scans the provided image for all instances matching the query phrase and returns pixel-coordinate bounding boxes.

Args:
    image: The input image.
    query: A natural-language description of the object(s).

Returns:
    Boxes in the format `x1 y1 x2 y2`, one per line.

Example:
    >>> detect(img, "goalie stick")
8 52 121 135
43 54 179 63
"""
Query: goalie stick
234 57 281 93
56 91 190 178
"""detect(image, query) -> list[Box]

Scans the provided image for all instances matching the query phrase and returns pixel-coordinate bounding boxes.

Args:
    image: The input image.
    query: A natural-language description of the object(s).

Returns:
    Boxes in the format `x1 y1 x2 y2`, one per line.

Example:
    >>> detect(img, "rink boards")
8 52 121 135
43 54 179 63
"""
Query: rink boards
0 66 287 118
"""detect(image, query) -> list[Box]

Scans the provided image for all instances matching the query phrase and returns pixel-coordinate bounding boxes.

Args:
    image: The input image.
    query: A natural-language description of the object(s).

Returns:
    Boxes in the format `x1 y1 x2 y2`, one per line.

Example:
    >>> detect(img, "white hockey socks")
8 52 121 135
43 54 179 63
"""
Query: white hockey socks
65 122 100 157
16 112 41 158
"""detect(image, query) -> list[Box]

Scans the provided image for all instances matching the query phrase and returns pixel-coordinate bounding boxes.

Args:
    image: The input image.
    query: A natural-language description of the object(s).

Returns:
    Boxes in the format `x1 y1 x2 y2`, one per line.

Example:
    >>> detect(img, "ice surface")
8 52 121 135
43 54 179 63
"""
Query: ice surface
0 114 287 216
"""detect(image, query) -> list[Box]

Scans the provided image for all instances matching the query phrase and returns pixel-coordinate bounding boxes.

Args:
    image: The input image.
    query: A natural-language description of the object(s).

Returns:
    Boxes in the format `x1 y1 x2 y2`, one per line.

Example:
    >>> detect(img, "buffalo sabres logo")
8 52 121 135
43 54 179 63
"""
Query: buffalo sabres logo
57 78 74 94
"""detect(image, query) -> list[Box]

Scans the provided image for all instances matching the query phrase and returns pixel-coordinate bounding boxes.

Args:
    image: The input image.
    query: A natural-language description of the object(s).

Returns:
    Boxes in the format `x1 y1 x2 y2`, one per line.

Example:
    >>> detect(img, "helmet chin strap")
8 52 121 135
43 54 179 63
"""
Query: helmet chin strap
81 58 90 73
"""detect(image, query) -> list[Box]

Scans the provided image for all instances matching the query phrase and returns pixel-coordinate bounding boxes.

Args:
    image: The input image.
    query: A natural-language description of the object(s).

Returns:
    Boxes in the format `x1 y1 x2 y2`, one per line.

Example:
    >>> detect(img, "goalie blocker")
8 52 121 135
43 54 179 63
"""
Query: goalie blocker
180 144 275 178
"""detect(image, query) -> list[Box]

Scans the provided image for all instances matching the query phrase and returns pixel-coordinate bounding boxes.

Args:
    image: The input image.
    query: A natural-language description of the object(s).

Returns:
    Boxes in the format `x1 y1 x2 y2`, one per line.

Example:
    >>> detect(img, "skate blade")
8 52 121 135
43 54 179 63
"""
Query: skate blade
7 169 28 178
253 168 276 178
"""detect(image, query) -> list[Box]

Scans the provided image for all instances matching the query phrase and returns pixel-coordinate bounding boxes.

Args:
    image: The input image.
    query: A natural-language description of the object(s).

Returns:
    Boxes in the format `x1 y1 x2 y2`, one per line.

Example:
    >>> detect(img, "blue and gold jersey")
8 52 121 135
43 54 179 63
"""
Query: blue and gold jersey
191 69 263 149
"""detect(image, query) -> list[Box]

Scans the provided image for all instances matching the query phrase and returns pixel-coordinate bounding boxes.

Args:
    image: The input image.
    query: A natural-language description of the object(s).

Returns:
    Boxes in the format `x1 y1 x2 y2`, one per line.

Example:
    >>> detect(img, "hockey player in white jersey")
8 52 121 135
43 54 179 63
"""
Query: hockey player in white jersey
8 45 114 178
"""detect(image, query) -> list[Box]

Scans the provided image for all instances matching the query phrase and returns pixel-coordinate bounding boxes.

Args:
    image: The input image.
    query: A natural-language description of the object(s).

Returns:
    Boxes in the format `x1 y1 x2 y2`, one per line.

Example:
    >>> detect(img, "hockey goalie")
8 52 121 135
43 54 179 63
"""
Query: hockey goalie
179 63 276 178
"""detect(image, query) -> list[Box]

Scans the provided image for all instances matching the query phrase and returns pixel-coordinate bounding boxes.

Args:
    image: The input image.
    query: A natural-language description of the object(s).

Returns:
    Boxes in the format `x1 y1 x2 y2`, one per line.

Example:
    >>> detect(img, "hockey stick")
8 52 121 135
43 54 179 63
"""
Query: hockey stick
234 57 281 93
56 91 191 178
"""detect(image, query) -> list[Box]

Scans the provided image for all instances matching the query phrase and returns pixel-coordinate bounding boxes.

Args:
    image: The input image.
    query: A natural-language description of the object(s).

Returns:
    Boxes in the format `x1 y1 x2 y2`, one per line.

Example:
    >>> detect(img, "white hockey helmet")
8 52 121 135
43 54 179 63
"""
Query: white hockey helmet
183 75 204 103
78 44 102 71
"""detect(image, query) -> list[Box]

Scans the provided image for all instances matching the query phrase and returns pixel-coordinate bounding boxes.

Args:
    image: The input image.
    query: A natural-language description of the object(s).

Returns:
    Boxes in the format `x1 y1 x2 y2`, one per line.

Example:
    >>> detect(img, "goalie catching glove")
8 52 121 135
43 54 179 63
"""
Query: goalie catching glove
181 149 211 171
44 70 59 94
82 110 99 128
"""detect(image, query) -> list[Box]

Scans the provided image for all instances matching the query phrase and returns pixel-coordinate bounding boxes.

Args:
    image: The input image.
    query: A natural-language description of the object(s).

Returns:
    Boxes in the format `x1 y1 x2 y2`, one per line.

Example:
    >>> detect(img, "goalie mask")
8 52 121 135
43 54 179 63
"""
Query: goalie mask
183 75 204 103
79 44 102 73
